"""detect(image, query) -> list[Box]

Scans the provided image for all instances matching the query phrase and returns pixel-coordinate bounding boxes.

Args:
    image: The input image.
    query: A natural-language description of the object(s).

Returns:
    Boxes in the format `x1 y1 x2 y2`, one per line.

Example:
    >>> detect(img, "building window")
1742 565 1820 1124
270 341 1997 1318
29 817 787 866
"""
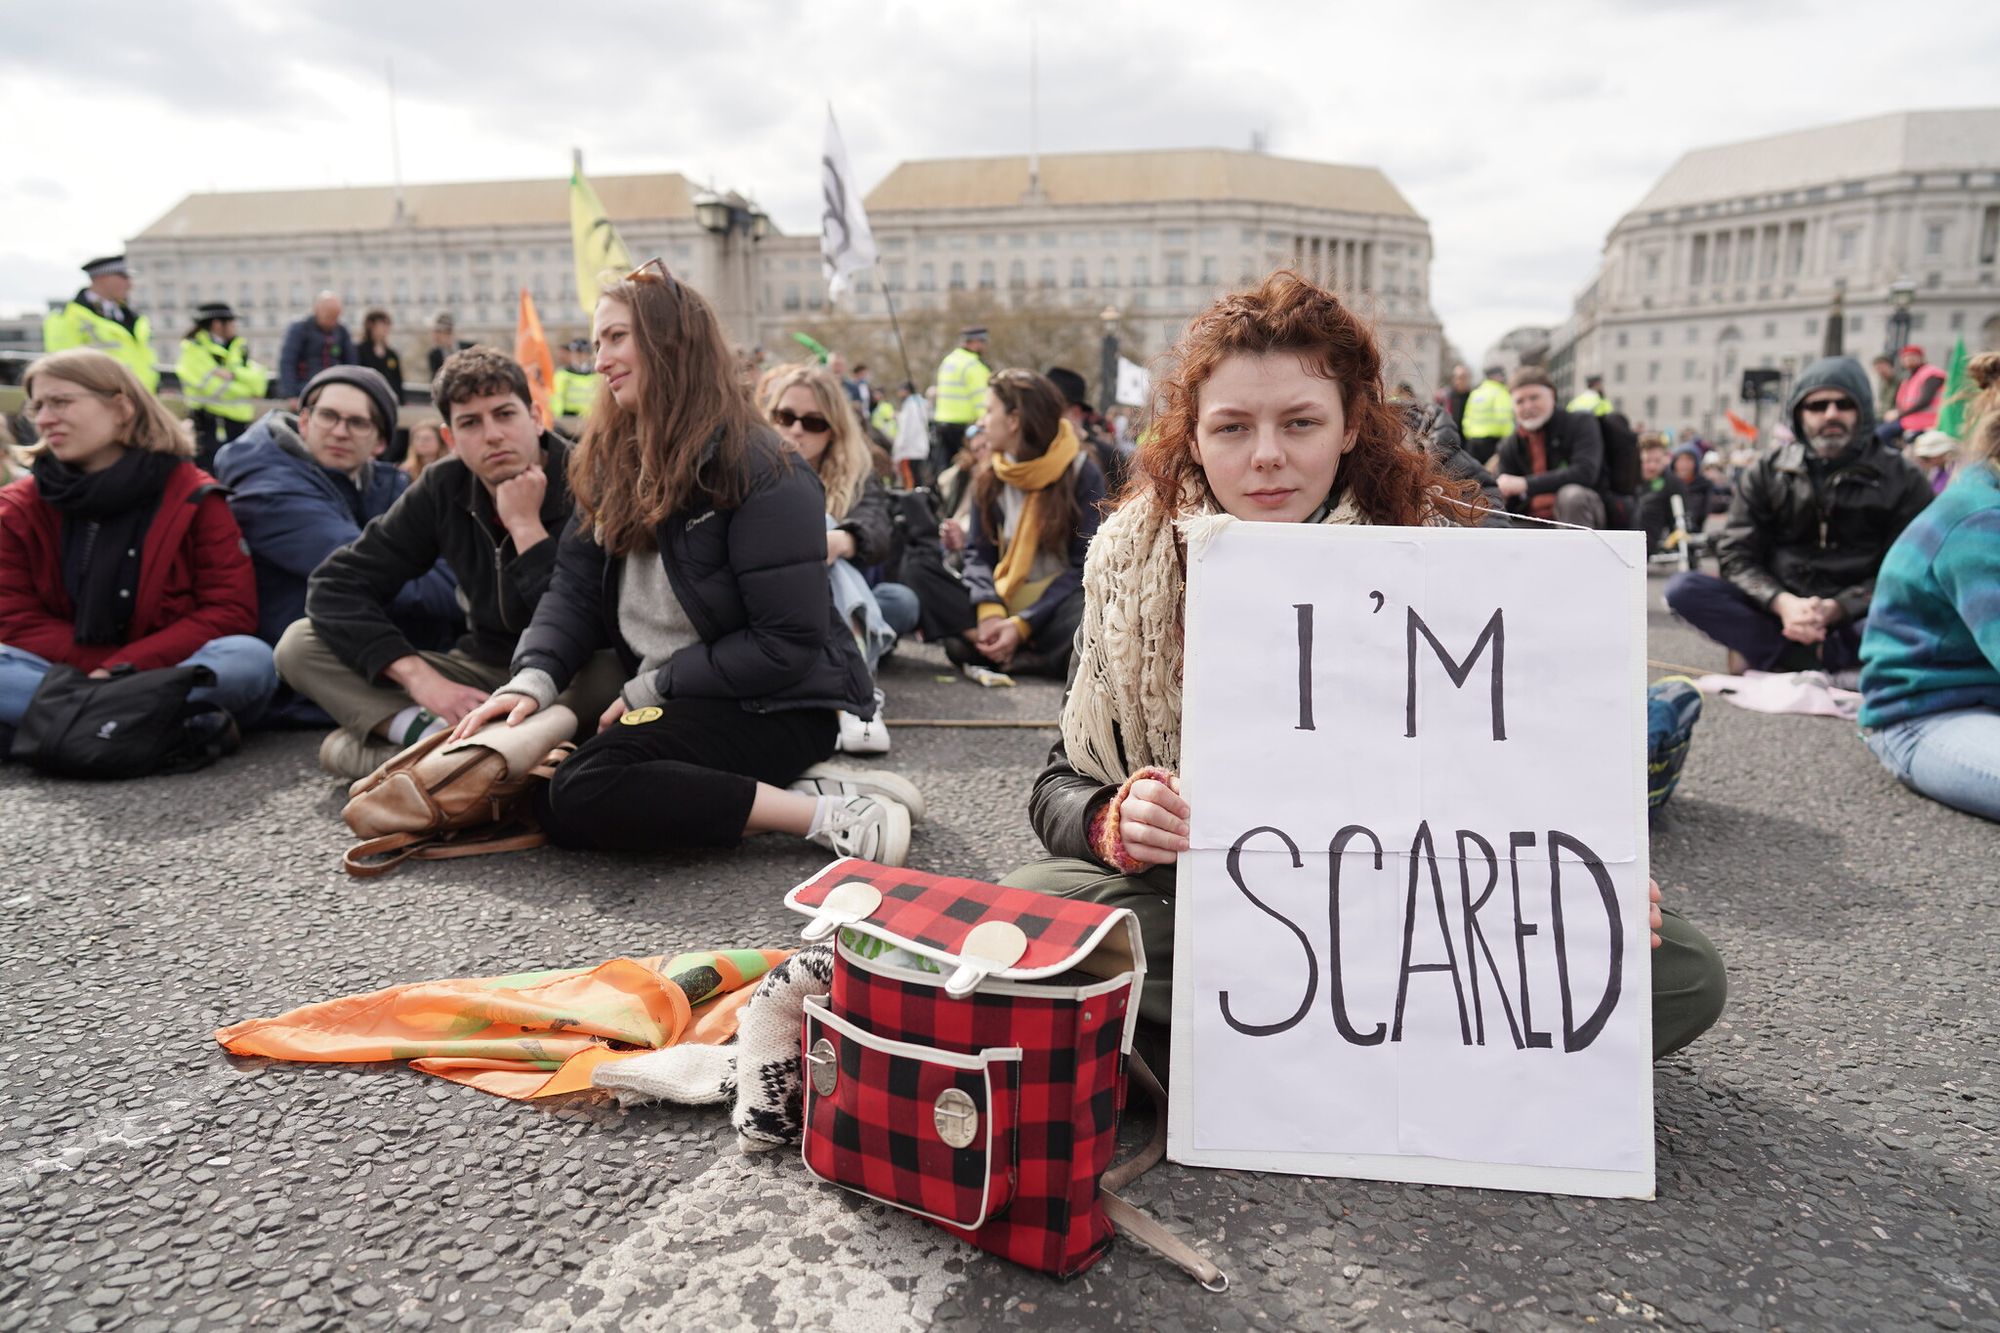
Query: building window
1101 230 1120 246
1101 257 1118 287
1785 221 1806 276
1650 328 1663 346
1759 226 1779 279
1735 229 1755 281
917 236 937 251
1039 259 1057 288
1163 229 1189 245
1130 229 1152 246
1714 233 1731 280
886 262 904 290
978 261 995 290
1836 228 1858 264
1007 233 1027 248
1039 232 1058 248
1804 316 1818 335
1687 326 1699 343
1644 396 1658 422
1682 395 1695 419
1762 320 1777 338
1165 255 1186 285
1689 235 1707 285
1925 223 1945 256
1200 256 1218 284
1981 206 2000 264
1007 260 1026 290
1133 257 1150 287
1644 252 1660 283
1616 330 1629 348
1849 313 1863 332
1613 363 1626 384
978 234 996 249
1240 228 1258 245
782 284 800 311
918 262 935 291
1070 258 1087 288
1647 361 1660 383
949 262 966 291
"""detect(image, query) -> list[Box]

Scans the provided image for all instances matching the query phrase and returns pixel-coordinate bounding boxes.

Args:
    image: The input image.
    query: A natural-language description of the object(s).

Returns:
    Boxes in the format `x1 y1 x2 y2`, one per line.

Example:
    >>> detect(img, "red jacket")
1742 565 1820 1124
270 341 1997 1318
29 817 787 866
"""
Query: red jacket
0 459 259 672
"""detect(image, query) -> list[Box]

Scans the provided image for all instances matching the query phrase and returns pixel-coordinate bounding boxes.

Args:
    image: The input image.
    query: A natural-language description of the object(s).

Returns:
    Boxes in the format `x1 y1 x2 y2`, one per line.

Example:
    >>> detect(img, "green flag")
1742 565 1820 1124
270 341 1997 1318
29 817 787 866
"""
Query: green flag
1936 336 1970 441
571 167 633 317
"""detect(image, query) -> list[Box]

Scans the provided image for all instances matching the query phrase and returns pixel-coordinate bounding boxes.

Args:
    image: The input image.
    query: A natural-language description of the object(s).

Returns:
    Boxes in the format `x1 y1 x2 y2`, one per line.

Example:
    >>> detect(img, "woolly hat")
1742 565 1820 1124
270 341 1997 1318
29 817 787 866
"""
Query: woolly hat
301 365 398 439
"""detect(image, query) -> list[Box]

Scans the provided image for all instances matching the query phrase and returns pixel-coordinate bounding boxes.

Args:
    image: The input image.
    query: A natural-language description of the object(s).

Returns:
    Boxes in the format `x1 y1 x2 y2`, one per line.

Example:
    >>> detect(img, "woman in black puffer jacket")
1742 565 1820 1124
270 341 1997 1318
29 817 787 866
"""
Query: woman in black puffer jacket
450 263 921 865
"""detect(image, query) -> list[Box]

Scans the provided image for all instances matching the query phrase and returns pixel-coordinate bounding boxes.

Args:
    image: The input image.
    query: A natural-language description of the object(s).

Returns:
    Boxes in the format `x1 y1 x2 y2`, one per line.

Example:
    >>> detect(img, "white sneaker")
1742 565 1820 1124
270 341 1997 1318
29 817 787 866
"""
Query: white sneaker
318 729 403 781
836 709 891 755
808 795 912 868
792 762 927 824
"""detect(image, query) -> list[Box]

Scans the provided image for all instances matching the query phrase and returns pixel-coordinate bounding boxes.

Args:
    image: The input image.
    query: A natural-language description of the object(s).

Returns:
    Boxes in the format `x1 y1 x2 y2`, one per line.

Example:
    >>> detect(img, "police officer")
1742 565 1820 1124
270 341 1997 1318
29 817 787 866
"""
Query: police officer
1567 373 1613 417
931 324 991 476
177 301 273 469
1461 363 1514 465
43 255 158 392
553 338 600 420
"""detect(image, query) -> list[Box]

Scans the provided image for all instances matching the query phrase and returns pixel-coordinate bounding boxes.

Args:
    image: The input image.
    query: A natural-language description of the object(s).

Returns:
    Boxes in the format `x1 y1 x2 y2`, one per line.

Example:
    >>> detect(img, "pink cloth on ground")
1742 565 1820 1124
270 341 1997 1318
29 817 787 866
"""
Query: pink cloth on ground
1695 670 1861 720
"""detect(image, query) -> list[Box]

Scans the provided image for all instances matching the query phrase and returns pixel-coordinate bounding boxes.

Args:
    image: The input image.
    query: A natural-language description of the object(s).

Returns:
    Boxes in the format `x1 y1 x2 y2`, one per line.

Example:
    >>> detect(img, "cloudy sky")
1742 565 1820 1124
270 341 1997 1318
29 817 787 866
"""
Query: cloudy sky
3 0 1993 358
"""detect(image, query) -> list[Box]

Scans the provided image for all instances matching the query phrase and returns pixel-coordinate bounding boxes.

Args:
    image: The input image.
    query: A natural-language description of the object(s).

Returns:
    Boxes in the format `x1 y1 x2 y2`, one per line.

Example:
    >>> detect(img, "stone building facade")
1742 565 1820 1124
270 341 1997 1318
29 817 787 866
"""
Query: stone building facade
1547 109 2000 436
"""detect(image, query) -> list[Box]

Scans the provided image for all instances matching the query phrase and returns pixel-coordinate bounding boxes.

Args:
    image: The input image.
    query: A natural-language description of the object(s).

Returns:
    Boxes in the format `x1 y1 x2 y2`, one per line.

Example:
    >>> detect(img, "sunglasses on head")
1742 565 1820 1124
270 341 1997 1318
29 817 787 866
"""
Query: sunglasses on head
1801 395 1857 414
772 407 833 434
625 256 676 285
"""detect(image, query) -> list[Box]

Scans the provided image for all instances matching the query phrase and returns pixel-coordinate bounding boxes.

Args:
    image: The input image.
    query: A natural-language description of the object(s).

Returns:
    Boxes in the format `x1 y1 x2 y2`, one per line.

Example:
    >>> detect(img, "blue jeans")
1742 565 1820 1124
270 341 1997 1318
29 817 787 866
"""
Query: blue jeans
1864 707 2000 822
871 581 922 638
0 636 280 730
1665 571 1864 672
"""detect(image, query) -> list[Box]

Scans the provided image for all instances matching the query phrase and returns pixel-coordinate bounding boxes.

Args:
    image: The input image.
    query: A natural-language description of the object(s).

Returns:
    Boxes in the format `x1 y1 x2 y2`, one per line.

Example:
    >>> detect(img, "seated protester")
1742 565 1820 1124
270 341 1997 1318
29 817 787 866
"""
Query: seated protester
1000 271 1726 1073
277 348 624 778
933 425 991 559
1047 365 1129 499
216 365 460 723
1634 437 1685 554
1671 445 1712 532
1402 396 1502 519
902 370 1106 679
760 363 917 641
0 349 276 739
1666 356 1933 677
448 260 921 865
761 363 911 756
176 302 272 470
399 421 446 483
1858 352 2000 822
1493 366 1608 528
1701 452 1734 519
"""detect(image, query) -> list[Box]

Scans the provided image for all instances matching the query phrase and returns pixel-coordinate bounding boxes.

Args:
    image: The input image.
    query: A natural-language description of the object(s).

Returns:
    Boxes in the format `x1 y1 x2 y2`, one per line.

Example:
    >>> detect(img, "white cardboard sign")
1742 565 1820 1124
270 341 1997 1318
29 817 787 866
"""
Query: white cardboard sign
1168 521 1654 1198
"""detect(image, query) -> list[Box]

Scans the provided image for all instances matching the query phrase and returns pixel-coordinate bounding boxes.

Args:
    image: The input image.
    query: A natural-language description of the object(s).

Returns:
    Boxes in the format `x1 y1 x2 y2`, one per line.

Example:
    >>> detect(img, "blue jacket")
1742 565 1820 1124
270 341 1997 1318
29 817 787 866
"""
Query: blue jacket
215 411 459 647
276 318 357 399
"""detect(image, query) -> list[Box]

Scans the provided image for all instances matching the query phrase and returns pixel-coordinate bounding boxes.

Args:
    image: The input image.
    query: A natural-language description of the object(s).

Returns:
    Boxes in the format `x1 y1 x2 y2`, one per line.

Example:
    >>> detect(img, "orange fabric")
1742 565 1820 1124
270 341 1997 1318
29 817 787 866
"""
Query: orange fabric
215 948 785 1100
515 288 557 429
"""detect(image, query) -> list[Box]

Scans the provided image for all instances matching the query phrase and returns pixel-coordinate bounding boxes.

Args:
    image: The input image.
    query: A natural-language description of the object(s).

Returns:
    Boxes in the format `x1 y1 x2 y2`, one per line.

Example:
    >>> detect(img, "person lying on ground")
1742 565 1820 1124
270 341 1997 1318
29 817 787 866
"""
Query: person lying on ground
215 365 460 725
1858 352 2000 823
998 271 1727 1079
277 348 622 779
0 349 275 740
448 260 921 865
1666 356 1932 678
900 369 1105 679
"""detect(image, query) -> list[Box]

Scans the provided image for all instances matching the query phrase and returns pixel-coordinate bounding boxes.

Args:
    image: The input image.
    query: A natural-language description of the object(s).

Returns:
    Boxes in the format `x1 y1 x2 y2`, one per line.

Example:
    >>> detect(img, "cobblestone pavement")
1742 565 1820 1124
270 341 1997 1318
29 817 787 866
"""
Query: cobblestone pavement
3 575 1995 1332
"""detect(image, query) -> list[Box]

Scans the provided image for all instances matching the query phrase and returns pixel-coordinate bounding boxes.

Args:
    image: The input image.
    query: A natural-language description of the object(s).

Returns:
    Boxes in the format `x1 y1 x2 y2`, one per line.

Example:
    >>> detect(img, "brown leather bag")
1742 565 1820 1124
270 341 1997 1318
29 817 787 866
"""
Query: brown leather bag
340 705 578 877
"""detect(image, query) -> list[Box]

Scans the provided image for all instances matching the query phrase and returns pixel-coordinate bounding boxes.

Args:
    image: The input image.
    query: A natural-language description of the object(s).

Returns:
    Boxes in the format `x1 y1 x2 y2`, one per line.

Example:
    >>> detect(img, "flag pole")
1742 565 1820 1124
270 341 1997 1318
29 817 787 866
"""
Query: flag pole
878 276 916 391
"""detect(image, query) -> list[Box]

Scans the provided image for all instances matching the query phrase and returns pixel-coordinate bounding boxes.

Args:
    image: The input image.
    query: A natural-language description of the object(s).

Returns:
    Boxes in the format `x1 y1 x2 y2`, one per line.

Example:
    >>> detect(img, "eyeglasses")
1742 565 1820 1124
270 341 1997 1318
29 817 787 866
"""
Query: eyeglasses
1801 396 1857 415
626 257 676 285
308 404 380 439
24 390 113 416
772 407 833 434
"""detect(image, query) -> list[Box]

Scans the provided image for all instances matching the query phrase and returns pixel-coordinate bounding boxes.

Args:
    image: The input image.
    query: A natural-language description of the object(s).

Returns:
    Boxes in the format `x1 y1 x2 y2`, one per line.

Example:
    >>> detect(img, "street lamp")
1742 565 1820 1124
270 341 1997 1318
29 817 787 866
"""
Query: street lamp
1886 278 1917 358
1098 305 1121 414
691 189 770 343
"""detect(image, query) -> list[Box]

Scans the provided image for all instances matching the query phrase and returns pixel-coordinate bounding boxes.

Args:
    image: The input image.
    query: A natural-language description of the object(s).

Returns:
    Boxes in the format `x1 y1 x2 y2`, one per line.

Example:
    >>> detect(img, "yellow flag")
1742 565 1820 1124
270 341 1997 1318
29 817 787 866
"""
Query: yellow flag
516 288 556 429
571 168 633 317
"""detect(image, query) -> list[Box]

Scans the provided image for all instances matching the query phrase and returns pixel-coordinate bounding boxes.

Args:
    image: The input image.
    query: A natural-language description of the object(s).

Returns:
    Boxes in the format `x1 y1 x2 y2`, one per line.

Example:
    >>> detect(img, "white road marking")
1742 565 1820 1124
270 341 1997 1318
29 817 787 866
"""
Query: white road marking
521 1150 966 1332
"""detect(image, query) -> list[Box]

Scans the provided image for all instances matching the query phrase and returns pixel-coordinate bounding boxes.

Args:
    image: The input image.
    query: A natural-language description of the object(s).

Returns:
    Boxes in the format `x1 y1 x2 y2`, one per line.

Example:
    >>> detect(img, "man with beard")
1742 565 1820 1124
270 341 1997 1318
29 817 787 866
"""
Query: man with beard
1665 356 1933 677
1493 366 1608 528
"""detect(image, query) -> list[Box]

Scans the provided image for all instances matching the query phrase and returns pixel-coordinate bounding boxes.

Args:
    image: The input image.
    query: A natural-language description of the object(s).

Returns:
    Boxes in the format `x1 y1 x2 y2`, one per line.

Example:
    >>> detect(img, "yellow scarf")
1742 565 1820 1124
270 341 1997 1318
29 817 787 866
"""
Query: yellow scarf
987 419 1082 607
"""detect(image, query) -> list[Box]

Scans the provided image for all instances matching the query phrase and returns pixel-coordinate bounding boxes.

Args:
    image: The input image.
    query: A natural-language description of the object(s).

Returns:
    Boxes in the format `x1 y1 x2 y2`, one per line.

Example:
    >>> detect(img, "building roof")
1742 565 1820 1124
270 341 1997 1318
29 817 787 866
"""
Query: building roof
864 148 1419 219
134 173 695 240
1629 108 2000 214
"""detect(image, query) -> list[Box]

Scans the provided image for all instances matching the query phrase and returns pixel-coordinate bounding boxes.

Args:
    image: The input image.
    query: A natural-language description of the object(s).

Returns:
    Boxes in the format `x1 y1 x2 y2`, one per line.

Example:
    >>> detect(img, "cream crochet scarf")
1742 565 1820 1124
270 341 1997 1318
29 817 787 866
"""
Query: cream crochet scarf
1060 480 1374 787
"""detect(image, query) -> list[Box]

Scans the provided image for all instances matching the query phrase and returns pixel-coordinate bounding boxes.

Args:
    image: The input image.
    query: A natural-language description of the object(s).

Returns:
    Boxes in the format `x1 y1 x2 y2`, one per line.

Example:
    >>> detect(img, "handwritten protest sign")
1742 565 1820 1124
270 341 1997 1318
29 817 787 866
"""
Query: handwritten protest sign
1168 521 1654 1198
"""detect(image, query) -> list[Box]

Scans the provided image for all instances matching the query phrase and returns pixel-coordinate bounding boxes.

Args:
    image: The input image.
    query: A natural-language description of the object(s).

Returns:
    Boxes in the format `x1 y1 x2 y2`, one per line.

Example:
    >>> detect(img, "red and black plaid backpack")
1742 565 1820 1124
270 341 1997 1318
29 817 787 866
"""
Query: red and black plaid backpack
785 858 1223 1287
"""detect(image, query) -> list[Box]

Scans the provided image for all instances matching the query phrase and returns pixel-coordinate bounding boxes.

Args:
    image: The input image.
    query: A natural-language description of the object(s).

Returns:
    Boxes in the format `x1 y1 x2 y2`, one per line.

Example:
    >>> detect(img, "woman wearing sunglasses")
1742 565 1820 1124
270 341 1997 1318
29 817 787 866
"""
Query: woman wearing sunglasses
900 368 1107 679
450 262 921 865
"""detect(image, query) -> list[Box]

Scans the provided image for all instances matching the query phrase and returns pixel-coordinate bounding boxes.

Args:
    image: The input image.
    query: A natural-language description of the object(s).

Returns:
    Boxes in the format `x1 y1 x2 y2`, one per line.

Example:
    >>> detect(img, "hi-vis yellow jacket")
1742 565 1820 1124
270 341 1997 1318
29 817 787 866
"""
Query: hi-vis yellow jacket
933 346 991 426
1462 378 1514 441
176 331 272 423
44 295 159 392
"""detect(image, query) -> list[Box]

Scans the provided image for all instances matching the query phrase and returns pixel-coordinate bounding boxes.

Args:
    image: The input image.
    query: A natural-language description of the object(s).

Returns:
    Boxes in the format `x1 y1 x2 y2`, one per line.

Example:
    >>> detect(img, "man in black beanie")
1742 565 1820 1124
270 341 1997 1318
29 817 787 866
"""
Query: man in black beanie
213 365 458 722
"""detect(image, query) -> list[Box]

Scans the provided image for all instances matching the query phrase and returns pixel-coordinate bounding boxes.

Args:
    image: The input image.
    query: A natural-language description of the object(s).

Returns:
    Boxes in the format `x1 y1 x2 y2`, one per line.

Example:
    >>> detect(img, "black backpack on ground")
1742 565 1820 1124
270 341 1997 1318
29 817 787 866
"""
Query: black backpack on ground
1600 412 1642 498
7 664 237 779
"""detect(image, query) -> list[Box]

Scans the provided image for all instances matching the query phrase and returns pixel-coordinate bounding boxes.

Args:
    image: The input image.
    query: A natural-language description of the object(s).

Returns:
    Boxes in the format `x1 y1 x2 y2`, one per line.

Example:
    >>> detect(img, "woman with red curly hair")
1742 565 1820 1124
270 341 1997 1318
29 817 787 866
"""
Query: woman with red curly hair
1002 272 1724 1079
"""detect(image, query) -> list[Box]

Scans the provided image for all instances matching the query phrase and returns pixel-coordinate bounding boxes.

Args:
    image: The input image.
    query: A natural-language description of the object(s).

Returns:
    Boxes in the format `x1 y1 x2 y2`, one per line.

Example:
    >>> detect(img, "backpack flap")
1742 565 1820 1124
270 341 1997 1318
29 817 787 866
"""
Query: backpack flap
433 704 577 779
786 859 1147 1046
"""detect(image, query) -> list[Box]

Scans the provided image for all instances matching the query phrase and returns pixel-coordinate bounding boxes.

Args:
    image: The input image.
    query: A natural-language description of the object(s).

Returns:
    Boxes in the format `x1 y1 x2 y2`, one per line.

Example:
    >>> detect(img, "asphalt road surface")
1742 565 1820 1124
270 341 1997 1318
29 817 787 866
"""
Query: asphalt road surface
3 573 1995 1332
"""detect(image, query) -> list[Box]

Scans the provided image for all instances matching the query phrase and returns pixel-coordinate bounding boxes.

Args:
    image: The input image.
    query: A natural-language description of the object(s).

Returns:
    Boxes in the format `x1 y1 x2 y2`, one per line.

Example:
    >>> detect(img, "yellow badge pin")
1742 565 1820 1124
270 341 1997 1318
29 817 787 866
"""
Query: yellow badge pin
620 706 664 726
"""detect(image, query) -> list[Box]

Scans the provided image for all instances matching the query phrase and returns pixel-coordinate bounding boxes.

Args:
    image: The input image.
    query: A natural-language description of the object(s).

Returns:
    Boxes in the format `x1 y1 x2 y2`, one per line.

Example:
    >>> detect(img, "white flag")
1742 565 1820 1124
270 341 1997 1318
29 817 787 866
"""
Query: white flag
820 106 878 302
1116 355 1151 407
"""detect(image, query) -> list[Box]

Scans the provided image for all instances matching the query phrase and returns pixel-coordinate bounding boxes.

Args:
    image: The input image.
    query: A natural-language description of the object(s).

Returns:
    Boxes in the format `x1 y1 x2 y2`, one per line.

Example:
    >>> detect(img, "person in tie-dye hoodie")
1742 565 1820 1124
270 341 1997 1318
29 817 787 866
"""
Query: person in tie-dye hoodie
1858 352 2000 822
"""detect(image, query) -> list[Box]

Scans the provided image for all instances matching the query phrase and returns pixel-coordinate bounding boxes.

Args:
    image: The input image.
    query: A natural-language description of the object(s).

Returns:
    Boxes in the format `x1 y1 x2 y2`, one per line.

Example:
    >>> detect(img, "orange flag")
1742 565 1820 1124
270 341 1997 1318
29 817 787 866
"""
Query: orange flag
516 288 557 429
1725 409 1759 440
